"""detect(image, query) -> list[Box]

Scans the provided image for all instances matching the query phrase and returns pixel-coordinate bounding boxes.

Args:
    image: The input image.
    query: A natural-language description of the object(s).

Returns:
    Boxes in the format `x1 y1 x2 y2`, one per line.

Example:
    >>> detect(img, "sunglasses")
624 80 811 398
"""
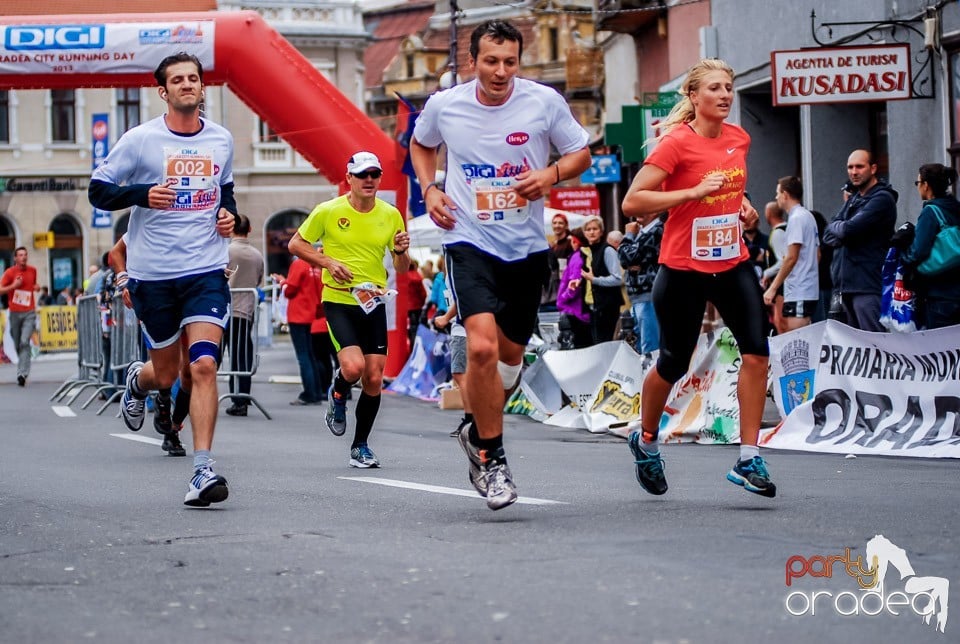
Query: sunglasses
352 170 382 179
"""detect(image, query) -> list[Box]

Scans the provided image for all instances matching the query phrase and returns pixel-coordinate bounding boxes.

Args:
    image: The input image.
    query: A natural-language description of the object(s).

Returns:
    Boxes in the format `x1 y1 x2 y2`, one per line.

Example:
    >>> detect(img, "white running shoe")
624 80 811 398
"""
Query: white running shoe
120 361 145 432
184 464 229 507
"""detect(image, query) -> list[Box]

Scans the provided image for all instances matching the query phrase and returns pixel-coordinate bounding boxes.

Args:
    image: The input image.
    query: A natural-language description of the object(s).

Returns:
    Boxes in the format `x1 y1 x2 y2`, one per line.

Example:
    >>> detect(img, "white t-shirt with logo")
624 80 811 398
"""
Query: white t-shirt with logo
784 204 820 302
413 78 589 261
91 115 234 281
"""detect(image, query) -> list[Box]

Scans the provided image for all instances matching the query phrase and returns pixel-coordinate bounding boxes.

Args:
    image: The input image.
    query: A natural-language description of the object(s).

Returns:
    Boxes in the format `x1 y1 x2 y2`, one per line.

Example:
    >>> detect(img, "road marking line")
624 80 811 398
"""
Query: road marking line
339 476 566 505
51 406 76 417
110 433 163 446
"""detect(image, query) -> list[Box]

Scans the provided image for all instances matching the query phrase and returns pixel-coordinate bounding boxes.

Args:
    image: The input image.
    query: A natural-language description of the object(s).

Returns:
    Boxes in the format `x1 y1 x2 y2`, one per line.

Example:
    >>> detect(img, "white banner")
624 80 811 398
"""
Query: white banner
762 320 960 458
0 21 215 75
538 330 742 443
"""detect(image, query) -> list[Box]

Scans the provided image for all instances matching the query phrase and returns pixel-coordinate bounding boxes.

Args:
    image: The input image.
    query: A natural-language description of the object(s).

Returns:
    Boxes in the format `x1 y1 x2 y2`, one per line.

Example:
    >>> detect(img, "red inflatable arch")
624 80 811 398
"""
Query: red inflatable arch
0 11 413 375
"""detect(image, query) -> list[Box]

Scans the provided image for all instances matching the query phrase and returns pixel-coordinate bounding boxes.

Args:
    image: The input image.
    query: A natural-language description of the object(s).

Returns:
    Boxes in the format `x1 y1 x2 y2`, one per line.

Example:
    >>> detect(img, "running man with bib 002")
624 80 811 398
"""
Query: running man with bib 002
410 20 591 510
621 59 777 499
288 151 410 469
89 52 237 507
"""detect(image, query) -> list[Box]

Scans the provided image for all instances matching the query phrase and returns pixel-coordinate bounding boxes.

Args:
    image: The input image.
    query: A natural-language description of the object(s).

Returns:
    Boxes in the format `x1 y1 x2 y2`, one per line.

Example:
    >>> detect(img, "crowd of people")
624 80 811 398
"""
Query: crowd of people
2 20 957 515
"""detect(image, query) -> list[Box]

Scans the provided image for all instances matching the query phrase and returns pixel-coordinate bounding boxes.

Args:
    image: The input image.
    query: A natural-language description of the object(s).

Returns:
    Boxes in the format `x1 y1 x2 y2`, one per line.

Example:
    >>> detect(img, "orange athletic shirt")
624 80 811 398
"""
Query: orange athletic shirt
644 122 751 273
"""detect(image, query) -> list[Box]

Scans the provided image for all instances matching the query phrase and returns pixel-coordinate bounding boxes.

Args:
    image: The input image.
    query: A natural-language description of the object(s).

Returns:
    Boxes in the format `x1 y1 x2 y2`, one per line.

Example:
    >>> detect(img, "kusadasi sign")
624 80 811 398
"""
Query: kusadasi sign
784 535 949 634
771 45 911 106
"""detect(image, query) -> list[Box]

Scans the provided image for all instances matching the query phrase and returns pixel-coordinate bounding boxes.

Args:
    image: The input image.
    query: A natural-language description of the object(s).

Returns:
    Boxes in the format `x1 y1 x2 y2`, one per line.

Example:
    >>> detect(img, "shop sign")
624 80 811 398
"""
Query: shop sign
549 187 600 216
771 45 911 106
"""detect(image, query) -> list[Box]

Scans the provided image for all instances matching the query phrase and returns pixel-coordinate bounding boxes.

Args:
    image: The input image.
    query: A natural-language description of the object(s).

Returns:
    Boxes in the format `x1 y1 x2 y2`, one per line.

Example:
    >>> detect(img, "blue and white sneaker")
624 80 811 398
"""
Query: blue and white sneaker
120 361 146 432
349 444 380 468
727 455 777 498
325 384 348 436
184 464 229 507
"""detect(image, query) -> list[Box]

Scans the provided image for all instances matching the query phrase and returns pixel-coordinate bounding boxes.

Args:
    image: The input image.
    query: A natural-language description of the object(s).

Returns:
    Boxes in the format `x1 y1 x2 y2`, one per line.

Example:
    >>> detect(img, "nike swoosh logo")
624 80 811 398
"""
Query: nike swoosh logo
726 148 736 154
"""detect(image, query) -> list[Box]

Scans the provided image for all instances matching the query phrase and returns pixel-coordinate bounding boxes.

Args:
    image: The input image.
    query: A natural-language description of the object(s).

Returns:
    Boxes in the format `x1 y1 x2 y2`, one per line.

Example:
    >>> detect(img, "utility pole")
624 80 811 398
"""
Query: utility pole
448 0 458 86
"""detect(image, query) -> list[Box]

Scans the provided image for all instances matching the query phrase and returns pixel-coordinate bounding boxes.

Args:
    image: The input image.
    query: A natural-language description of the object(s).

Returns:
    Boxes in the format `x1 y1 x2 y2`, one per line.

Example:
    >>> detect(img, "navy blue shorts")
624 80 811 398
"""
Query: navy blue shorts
127 269 231 349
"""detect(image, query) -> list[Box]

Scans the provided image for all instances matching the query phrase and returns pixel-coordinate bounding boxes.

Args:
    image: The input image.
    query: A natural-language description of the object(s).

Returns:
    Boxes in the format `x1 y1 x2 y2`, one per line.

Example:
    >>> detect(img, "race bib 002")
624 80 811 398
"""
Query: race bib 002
163 147 215 191
691 213 740 261
471 177 529 225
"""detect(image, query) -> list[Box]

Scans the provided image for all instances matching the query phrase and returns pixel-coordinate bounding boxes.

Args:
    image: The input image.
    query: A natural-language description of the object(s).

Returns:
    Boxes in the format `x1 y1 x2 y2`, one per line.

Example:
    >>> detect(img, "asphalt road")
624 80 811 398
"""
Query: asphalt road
1 341 957 643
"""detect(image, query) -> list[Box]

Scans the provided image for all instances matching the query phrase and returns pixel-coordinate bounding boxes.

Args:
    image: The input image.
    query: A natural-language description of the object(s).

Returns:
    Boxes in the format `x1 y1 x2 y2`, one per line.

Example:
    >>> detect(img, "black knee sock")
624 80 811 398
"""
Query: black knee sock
333 369 354 399
172 387 191 426
352 392 381 448
461 412 474 427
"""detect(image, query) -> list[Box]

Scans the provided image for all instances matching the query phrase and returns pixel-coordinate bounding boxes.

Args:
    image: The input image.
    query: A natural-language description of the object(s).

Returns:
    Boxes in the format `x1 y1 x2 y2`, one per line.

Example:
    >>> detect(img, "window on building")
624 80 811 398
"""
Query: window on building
0 91 9 143
259 118 280 143
548 27 559 61
116 88 141 133
51 89 76 142
406 54 415 78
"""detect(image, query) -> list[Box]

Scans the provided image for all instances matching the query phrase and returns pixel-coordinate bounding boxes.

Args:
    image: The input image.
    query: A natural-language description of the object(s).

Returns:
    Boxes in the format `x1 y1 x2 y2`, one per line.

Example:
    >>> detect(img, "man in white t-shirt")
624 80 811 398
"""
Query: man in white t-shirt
89 52 237 507
764 176 820 330
410 19 591 510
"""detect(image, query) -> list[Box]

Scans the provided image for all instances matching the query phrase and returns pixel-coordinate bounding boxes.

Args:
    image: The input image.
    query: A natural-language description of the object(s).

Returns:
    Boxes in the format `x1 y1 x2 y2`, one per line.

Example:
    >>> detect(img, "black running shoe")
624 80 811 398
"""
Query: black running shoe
727 456 777 498
627 431 668 495
161 430 187 457
154 395 173 435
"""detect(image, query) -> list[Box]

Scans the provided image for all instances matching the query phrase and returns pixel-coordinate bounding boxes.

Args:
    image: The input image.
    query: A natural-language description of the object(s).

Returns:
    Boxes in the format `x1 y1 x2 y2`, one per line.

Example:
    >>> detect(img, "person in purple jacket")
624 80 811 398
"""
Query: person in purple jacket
556 228 592 349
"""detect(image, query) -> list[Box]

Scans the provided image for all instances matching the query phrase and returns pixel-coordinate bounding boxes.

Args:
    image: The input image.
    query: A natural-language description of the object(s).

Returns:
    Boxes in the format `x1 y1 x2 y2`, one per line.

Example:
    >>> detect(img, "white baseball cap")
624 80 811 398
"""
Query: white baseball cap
347 151 382 174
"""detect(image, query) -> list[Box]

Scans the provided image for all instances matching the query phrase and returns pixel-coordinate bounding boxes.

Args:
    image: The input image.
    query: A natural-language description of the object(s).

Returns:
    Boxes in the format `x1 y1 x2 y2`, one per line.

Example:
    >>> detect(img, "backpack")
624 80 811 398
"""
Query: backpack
917 204 960 276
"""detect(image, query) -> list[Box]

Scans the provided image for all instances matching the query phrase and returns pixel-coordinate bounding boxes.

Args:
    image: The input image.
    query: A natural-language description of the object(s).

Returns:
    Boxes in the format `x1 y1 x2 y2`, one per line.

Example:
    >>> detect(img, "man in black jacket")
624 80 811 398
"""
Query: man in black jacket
618 212 665 355
823 149 897 331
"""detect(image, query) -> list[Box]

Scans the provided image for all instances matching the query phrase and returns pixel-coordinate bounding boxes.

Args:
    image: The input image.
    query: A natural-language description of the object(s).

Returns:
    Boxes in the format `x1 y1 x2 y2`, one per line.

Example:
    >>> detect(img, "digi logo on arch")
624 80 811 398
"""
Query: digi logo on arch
4 25 106 51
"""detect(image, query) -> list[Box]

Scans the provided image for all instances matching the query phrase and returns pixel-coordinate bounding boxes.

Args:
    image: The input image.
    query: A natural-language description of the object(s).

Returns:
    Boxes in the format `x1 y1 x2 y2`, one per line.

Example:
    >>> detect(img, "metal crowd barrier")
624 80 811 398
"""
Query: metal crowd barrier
218 287 271 419
94 297 141 415
49 295 103 405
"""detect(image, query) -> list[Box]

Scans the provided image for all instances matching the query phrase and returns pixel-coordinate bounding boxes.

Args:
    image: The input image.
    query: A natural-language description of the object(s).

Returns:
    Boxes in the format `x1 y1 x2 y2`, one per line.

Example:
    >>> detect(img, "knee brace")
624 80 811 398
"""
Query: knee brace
497 360 522 390
188 340 220 365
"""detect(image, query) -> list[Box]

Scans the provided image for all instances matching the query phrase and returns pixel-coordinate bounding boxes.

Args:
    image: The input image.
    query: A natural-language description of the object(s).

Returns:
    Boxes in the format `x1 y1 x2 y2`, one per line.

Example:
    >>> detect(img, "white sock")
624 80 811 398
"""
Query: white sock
740 444 760 461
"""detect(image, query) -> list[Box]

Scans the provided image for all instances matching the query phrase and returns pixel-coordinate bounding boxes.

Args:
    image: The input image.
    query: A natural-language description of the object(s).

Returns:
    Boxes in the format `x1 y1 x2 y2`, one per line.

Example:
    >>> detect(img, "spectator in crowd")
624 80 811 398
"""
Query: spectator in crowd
406 259 427 350
810 210 833 323
619 212 665 355
56 286 73 305
224 214 265 417
94 252 117 385
420 259 435 298
273 257 324 405
763 176 819 331
82 263 99 293
606 230 624 250
896 163 960 329
823 149 897 331
741 209 768 280
620 58 776 499
427 255 448 321
543 212 574 310
38 286 53 306
579 215 623 343
556 228 592 349
311 284 337 405
762 201 787 334
86 253 109 296
434 303 472 437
